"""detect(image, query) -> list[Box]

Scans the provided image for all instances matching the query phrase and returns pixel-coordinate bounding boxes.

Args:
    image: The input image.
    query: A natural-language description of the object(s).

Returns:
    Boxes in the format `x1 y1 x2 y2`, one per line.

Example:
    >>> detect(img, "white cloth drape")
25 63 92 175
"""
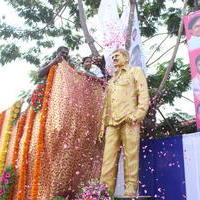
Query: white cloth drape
183 132 200 200
98 0 146 75
98 0 130 75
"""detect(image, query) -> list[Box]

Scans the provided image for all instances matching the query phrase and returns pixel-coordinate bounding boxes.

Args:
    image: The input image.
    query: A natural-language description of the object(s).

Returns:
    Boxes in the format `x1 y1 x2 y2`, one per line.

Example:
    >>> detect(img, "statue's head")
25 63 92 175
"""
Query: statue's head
111 49 130 68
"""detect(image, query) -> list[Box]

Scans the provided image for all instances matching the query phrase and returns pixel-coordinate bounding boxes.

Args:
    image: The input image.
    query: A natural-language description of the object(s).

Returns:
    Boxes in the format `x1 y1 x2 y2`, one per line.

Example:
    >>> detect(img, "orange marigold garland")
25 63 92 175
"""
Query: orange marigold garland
6 112 27 200
31 66 56 200
12 112 27 167
0 111 6 137
16 109 36 200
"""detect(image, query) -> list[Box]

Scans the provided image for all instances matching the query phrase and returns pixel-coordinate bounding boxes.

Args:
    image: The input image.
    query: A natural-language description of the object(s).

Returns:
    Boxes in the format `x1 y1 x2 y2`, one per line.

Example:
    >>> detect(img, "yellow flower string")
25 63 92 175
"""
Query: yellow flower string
0 100 23 175
17 109 36 200
31 66 56 200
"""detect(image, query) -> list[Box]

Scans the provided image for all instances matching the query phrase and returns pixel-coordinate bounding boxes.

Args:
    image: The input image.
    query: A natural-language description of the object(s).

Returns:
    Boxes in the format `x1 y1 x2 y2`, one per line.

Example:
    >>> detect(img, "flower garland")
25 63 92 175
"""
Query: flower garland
0 111 6 137
10 100 23 126
51 180 113 200
11 112 27 167
31 66 56 200
30 84 46 112
0 100 23 175
16 109 36 200
0 166 15 200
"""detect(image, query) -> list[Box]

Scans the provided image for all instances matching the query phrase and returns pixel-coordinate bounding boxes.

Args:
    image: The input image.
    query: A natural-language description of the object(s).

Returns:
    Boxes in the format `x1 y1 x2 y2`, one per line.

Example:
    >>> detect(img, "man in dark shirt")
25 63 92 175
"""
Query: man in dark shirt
38 46 70 79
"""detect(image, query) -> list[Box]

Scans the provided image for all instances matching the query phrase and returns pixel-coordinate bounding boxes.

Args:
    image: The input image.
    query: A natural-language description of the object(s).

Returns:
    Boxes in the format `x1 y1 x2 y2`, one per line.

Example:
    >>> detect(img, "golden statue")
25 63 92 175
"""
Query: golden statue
99 49 149 198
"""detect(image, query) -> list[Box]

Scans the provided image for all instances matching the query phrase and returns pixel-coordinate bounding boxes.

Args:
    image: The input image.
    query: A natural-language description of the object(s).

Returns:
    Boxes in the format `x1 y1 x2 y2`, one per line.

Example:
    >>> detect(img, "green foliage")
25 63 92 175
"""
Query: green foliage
138 0 166 37
148 58 191 106
141 58 193 139
150 114 195 139
18 89 32 101
0 0 197 66
0 44 20 65
162 8 182 35
141 107 196 140
0 0 85 66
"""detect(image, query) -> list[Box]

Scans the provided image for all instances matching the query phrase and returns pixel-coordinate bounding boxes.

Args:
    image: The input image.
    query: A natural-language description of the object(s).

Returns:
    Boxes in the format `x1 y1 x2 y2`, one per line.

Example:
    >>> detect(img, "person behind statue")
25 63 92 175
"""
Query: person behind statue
38 46 70 79
77 56 110 79
99 49 149 198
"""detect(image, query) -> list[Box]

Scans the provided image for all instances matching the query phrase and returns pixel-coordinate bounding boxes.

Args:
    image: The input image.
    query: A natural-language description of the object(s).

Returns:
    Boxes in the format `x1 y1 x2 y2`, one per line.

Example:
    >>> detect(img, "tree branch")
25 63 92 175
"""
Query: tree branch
146 40 185 67
125 0 136 50
42 1 69 30
77 0 99 56
142 32 173 43
157 108 176 134
181 95 194 103
153 0 188 102
146 34 170 65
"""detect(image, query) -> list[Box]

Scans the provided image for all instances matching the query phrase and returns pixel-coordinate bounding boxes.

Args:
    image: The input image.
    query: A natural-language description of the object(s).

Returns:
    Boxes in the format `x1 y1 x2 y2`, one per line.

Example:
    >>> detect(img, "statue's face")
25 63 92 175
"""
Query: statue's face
112 51 128 68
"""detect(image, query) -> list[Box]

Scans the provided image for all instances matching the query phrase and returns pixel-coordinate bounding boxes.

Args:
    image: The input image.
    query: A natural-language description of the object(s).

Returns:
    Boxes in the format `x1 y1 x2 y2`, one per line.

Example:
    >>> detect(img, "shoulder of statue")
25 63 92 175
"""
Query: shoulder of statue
129 66 142 73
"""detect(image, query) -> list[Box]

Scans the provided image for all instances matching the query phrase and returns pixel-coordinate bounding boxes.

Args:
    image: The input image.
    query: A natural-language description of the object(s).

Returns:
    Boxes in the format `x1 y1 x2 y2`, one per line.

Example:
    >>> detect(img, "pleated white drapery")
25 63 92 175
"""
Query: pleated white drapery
98 0 146 75
183 132 200 200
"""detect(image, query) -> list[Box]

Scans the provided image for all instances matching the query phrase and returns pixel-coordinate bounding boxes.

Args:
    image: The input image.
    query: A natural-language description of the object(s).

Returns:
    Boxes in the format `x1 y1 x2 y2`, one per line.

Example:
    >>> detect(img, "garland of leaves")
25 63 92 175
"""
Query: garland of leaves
0 100 23 175
0 166 15 200
31 66 56 200
16 109 36 200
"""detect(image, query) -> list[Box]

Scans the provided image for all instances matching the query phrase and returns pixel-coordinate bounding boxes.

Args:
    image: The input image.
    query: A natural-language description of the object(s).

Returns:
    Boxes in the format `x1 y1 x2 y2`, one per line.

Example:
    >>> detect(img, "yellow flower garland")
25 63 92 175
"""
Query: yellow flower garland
0 100 23 175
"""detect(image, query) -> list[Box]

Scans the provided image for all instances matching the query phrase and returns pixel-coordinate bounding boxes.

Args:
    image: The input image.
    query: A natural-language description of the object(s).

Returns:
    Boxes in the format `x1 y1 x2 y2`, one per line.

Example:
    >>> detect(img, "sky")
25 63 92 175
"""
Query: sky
0 0 196 120
0 1 36 111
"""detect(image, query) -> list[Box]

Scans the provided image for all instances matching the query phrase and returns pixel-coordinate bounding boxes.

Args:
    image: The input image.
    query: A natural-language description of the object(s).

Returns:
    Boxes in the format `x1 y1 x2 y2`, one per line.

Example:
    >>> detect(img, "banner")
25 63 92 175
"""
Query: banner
184 11 200 130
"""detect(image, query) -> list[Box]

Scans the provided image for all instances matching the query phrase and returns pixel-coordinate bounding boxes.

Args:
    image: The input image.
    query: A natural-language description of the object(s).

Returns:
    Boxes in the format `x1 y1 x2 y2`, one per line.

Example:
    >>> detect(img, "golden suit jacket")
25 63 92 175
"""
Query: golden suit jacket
99 65 149 140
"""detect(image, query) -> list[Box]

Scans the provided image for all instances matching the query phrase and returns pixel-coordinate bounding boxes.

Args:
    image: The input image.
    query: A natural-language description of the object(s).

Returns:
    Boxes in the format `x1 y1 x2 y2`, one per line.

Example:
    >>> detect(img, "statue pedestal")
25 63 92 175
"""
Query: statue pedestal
114 196 154 200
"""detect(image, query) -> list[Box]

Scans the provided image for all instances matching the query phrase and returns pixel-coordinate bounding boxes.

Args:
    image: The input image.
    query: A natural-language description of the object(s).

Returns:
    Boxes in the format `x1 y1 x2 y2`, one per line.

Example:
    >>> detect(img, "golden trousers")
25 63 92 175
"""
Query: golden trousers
100 122 140 196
